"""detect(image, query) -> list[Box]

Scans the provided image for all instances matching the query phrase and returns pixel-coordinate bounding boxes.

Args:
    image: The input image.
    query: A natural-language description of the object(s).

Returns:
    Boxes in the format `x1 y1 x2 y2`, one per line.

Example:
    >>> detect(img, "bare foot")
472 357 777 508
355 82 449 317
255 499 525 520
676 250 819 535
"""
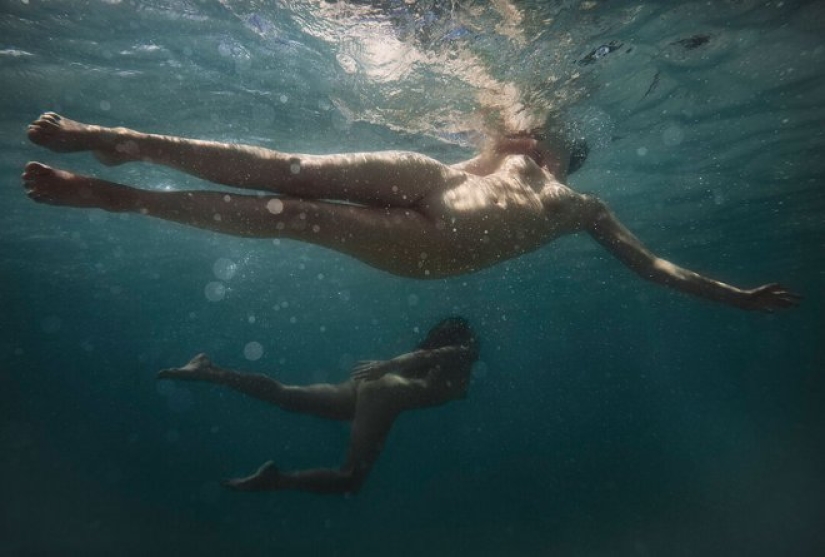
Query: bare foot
22 161 138 211
222 461 281 492
157 353 223 382
27 112 139 165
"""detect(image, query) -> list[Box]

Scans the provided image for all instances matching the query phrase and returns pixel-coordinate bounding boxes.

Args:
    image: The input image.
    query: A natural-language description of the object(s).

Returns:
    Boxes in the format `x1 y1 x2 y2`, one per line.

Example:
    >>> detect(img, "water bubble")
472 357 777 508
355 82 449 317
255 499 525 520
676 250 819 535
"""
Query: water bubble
100 100 111 111
213 258 237 281
204 281 226 302
279 94 289 104
290 161 301 174
244 341 264 361
407 294 419 306
636 147 648 156
266 198 284 215
662 124 684 146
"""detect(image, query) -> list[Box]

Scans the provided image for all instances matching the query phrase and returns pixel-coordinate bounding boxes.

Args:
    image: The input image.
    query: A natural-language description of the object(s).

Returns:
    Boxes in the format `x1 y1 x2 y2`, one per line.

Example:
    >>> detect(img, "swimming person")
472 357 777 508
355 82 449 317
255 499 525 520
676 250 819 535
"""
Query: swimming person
156 317 479 495
23 112 799 311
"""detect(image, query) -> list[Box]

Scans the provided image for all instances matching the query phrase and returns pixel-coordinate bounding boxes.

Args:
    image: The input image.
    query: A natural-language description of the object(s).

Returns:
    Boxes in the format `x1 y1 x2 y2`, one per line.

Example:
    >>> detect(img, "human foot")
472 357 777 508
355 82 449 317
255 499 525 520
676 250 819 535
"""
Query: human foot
157 353 224 382
27 112 139 165
22 161 138 211
222 461 281 491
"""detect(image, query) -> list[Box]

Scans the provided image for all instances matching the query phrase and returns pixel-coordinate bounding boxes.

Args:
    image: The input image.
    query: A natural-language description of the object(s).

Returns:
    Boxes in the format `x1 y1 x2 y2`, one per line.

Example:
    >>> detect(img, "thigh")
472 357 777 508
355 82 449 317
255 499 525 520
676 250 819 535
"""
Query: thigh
277 198 448 278
294 151 461 207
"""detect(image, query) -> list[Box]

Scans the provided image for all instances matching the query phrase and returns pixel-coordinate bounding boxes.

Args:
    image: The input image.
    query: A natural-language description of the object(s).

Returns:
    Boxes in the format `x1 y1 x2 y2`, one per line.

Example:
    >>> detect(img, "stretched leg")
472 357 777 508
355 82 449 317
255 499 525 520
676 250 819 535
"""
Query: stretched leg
224 376 406 494
27 112 458 206
22 162 445 277
158 353 356 420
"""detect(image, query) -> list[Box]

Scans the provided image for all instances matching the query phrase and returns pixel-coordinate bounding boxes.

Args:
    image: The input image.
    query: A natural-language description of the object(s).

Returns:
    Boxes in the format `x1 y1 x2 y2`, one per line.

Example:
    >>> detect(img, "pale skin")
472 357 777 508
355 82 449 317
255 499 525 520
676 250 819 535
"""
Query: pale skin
23 112 799 310
156 335 478 494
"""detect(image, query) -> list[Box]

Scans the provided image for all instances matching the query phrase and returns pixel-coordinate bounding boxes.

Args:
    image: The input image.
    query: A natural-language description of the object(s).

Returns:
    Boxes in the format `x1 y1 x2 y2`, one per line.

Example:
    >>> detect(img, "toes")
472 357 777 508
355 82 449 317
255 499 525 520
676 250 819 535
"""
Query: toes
22 161 52 178
38 112 61 124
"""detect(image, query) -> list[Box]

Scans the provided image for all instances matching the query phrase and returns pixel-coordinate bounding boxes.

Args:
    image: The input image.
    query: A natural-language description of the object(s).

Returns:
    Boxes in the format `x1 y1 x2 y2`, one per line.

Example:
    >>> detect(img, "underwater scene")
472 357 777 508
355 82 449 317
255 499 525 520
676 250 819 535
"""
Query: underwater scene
1 1 824 556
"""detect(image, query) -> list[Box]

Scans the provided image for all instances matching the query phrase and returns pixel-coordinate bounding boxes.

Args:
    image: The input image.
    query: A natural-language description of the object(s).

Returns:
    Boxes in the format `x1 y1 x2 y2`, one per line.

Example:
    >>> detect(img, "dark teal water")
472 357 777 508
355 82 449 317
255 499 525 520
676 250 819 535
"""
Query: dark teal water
2 1 824 556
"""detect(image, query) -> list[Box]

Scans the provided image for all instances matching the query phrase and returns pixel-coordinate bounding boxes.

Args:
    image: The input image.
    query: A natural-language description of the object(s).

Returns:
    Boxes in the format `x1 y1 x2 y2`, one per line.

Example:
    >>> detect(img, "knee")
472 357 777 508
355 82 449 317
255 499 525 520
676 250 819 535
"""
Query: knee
339 466 368 495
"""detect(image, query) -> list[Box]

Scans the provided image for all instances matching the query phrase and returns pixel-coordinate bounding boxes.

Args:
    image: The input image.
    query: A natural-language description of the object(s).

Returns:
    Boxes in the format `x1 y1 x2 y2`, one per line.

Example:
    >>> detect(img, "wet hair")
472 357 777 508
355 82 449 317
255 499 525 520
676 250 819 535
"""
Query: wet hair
568 139 589 174
417 316 479 358
503 129 589 175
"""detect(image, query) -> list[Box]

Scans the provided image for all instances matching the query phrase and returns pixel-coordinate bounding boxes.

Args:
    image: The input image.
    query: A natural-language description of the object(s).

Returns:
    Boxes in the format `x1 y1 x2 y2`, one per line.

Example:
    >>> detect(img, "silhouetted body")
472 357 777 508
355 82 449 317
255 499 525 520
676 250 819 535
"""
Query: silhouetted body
157 317 479 494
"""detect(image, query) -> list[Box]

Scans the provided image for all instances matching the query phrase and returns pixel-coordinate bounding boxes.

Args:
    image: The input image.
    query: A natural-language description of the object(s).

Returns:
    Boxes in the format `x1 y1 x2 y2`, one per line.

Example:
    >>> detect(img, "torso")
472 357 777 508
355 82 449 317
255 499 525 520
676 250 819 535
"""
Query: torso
411 154 585 276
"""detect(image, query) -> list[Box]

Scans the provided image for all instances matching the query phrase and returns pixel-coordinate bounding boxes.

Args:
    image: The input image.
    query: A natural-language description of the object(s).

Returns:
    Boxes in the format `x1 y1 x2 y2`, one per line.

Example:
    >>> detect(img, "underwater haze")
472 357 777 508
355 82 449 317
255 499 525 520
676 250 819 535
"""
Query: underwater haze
2 1 824 556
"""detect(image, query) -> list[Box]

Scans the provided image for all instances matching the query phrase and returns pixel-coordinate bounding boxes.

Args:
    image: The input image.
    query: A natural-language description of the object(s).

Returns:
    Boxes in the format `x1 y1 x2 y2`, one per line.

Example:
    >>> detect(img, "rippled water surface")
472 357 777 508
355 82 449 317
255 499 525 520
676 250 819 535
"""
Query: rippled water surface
2 2 824 556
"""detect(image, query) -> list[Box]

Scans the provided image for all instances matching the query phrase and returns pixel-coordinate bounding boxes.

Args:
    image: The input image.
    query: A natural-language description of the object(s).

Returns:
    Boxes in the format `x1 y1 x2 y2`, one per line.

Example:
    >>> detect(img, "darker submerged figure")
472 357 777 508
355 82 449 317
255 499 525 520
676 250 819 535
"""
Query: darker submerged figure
157 317 480 495
23 112 799 310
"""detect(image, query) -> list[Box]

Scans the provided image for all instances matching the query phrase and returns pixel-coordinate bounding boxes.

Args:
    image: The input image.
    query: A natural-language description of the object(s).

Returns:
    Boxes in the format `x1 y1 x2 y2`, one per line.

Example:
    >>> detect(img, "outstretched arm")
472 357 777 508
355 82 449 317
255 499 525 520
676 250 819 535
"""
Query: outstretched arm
586 199 801 311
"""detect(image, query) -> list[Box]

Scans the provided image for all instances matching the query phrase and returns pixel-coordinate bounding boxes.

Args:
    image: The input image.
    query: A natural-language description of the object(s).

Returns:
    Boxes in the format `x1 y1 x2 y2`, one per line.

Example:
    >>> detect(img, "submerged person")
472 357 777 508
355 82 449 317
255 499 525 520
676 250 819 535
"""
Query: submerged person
156 317 479 494
23 112 799 311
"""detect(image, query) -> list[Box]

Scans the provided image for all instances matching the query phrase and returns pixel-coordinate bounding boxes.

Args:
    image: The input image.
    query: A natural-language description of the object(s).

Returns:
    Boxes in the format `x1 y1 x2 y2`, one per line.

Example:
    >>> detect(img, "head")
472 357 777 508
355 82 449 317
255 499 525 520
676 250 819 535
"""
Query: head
417 316 480 359
499 113 588 179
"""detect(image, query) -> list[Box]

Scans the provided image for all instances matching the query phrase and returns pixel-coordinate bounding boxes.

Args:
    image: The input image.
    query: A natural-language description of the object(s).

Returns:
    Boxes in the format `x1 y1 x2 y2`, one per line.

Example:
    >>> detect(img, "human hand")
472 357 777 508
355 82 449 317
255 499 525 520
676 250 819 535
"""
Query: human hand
351 360 389 381
739 283 801 312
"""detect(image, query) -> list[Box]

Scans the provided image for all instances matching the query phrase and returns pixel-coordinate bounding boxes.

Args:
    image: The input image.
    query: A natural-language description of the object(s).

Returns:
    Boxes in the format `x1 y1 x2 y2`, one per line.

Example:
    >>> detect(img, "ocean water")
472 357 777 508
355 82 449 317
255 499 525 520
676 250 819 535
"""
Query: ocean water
1 1 823 556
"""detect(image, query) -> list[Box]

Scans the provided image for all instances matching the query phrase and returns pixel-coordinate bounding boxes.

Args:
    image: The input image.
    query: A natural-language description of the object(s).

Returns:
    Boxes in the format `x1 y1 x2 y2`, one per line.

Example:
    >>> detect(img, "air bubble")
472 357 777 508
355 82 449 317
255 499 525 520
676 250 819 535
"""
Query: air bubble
244 341 264 361
266 198 284 214
204 281 226 301
213 258 237 281
662 124 684 146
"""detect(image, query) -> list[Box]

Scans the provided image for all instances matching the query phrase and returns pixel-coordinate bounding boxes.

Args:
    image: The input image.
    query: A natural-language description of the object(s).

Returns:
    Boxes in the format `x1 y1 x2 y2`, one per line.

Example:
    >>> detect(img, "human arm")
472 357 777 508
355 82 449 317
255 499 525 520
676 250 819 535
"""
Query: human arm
587 199 801 311
351 345 475 381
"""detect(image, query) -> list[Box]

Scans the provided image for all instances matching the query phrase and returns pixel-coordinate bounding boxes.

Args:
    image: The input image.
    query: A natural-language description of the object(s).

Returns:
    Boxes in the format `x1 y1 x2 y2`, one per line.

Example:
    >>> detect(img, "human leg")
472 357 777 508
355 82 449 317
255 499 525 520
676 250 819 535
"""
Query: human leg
22 162 446 277
224 377 406 494
27 112 457 206
158 353 356 420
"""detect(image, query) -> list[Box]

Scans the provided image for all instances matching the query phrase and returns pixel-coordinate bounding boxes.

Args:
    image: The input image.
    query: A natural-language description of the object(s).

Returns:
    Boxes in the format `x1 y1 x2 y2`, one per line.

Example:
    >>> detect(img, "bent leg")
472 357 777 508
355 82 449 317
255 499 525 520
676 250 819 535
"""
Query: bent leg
224 378 404 494
27 112 457 206
158 353 356 420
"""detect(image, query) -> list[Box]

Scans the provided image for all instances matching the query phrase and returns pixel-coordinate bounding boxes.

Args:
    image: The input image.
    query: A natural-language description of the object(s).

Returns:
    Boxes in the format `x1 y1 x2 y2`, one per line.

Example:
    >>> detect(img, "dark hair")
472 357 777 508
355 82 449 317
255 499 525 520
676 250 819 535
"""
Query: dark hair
568 139 590 174
417 316 479 357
